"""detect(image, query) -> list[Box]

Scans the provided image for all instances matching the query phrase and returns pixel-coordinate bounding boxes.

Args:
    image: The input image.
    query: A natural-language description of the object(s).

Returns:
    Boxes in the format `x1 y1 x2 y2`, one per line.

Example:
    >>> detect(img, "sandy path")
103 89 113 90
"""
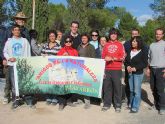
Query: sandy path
0 81 165 124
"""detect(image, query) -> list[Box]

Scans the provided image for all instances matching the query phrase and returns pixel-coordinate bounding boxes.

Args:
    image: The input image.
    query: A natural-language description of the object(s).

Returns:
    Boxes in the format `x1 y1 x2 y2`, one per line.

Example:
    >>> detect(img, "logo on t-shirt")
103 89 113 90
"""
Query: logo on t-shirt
108 45 118 53
12 43 23 56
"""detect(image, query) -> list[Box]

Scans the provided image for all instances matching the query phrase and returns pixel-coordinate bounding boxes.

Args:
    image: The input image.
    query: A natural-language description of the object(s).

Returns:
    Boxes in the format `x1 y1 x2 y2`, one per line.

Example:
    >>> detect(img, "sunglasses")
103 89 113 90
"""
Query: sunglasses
92 35 98 37
65 40 72 43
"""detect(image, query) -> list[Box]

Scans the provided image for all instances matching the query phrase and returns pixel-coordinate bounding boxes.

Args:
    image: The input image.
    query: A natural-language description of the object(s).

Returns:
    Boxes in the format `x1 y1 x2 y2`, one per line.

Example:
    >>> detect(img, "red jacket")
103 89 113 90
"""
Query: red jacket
102 40 125 70
57 46 78 56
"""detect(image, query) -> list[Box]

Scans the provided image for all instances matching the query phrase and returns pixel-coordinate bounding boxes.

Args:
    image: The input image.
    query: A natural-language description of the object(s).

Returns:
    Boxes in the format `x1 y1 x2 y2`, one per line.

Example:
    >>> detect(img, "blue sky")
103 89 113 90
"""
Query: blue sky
50 0 154 25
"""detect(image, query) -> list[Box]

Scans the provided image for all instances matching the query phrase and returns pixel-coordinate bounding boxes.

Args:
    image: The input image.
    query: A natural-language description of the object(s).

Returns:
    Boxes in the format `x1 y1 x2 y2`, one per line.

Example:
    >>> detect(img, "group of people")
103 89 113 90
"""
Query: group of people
0 12 165 115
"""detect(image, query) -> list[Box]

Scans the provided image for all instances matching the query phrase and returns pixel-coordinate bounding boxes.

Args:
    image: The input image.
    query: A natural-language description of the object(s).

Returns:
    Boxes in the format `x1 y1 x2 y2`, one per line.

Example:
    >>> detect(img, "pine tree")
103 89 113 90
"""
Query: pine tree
66 0 112 33
150 0 165 28
150 0 165 17
67 0 90 33
118 12 139 40
0 0 6 25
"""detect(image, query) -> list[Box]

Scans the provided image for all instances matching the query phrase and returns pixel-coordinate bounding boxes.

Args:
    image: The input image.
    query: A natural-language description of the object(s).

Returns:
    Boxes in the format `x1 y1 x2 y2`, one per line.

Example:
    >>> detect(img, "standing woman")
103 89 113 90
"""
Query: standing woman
57 36 78 110
99 36 108 55
77 33 96 109
125 36 148 113
90 30 101 58
57 36 78 56
41 30 61 105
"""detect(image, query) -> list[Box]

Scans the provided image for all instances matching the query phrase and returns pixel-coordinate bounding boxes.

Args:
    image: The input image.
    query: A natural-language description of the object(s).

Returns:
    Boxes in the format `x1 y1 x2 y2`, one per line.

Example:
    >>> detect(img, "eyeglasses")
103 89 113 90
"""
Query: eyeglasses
92 35 98 37
65 40 72 43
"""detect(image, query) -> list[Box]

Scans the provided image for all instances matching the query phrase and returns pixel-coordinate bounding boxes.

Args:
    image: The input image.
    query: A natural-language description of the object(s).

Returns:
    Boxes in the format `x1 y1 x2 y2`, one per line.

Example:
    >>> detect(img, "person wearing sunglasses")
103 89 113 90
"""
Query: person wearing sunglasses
57 36 78 56
90 30 101 58
57 36 78 110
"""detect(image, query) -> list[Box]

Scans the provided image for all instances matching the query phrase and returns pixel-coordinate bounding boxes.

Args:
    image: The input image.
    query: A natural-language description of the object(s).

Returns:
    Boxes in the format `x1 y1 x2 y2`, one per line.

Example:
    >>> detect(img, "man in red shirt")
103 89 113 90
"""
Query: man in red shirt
102 28 125 112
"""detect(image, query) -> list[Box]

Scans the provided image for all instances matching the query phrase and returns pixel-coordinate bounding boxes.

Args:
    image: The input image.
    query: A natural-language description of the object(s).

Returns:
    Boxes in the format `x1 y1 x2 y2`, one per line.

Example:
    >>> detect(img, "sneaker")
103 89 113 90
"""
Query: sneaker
84 104 91 109
59 104 65 111
115 108 121 113
74 99 84 105
46 99 52 105
67 102 76 107
3 98 9 105
130 110 138 113
11 100 20 109
51 99 58 105
159 110 165 115
126 105 131 110
101 106 110 112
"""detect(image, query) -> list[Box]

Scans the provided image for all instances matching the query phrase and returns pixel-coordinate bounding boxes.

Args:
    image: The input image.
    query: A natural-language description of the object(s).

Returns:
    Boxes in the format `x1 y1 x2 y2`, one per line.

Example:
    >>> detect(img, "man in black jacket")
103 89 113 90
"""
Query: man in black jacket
61 21 81 50
6 12 30 42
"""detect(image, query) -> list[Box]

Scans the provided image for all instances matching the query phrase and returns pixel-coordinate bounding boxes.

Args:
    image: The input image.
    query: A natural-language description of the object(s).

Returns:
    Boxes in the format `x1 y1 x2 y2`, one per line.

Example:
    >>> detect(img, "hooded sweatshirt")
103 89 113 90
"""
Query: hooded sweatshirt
57 46 78 56
102 40 125 70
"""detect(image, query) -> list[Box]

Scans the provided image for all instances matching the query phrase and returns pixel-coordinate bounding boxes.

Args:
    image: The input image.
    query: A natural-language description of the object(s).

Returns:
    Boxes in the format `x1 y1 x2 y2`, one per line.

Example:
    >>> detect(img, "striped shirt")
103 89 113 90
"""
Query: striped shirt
41 42 61 56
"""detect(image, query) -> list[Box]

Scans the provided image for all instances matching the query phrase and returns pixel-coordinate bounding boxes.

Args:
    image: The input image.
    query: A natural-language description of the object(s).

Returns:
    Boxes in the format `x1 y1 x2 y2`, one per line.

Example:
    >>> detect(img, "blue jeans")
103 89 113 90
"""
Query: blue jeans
129 73 144 111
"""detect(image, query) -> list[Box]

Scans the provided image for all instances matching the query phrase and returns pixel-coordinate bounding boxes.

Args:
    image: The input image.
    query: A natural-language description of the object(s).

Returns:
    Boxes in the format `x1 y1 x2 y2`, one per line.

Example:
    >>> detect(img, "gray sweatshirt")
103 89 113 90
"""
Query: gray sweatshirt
3 37 31 66
148 40 165 68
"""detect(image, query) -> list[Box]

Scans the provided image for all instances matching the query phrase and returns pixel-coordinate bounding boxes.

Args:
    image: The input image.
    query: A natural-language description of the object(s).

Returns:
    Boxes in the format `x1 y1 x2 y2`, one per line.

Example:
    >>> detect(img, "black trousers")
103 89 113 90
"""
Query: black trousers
150 67 165 110
123 68 130 102
102 70 122 108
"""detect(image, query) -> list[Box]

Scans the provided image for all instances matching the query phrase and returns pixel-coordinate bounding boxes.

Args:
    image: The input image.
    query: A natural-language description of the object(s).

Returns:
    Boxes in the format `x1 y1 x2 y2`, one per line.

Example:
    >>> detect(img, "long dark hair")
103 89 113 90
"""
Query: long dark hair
90 29 100 41
130 36 144 50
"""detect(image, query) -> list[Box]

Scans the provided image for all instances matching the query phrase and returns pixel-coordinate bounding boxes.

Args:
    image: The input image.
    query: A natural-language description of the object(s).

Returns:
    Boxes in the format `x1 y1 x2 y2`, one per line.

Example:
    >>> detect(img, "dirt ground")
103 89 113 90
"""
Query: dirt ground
0 79 165 124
